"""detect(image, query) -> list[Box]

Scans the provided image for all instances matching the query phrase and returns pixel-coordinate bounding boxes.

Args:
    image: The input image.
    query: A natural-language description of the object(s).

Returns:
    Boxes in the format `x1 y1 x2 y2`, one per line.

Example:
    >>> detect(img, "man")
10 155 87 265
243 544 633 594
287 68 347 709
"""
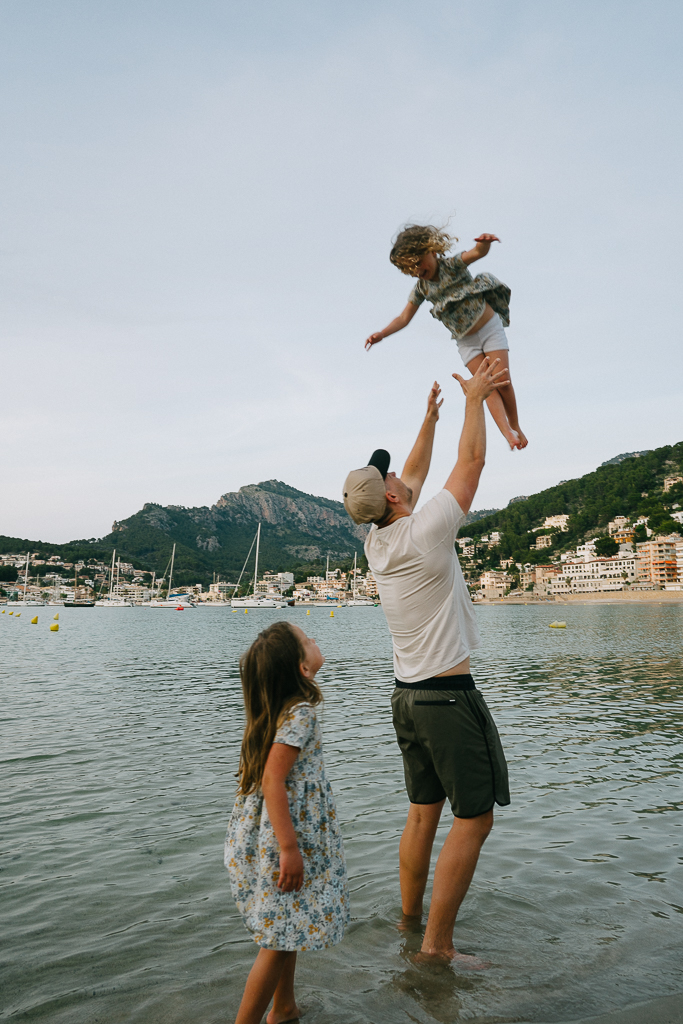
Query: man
342 358 510 965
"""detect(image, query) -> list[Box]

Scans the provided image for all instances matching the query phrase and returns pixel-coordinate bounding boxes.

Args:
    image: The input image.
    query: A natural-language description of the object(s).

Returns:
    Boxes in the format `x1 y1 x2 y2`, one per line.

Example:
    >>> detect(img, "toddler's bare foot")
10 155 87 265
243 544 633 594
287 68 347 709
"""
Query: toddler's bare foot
415 947 491 970
266 1006 301 1024
512 427 528 449
505 427 523 450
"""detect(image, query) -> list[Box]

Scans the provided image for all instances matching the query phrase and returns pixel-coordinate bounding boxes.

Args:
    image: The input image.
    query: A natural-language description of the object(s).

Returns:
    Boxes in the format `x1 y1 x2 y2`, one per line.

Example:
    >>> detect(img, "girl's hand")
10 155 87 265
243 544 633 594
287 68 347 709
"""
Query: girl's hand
365 332 384 350
473 234 500 245
277 846 304 892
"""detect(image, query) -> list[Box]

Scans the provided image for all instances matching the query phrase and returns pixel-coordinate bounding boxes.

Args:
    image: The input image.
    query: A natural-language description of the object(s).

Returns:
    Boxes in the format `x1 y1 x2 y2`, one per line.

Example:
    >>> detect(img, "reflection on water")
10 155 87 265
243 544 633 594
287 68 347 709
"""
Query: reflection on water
1 603 682 1023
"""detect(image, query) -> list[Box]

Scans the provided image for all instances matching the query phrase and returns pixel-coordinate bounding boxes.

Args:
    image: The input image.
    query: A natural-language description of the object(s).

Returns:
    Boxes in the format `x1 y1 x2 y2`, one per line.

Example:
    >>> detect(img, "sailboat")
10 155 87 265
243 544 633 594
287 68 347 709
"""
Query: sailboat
145 544 196 608
13 552 45 606
95 551 132 607
231 525 287 608
345 552 375 606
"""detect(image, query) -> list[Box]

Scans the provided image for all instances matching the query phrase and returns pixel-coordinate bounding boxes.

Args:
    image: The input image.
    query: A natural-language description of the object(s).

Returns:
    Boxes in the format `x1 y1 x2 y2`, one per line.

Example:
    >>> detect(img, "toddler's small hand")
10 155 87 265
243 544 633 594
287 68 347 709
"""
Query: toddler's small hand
365 333 383 351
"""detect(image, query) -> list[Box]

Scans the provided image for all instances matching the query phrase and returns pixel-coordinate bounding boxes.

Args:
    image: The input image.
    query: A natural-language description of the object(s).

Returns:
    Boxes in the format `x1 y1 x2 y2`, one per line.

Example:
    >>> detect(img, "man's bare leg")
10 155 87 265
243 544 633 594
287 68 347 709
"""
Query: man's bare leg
420 809 493 963
399 800 445 921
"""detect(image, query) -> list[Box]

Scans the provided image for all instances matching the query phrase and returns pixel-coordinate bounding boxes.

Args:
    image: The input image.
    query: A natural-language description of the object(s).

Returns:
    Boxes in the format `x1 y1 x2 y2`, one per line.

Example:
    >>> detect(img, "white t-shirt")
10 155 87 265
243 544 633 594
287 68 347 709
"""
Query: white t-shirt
364 489 480 683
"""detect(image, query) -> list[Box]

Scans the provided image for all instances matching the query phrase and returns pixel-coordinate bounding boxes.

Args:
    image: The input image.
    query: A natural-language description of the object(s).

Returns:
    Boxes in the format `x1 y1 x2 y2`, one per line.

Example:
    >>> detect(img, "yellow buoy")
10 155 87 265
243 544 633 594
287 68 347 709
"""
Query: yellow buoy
549 621 567 628
1 609 5 613
15 613 21 618
330 610 334 617
50 623 59 632
53 613 59 620
244 608 248 614
9 611 13 616
306 609 310 615
232 609 237 613
31 616 38 624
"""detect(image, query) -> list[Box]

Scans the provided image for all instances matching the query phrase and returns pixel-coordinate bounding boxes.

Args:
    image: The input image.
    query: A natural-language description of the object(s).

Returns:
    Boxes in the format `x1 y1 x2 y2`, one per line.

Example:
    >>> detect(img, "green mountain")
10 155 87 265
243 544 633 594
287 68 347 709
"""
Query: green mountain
0 481 370 587
104 480 369 584
463 442 683 564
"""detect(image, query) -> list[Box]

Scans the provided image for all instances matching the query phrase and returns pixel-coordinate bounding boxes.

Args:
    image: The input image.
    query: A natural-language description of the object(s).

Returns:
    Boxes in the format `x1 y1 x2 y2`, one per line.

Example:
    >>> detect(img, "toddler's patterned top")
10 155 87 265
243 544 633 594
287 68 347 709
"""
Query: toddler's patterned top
409 253 511 340
225 703 349 951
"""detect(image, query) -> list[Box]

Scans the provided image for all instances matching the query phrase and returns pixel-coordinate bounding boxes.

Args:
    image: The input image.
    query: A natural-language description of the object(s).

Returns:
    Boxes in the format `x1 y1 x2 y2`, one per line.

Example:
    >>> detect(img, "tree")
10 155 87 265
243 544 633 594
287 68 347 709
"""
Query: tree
594 535 618 557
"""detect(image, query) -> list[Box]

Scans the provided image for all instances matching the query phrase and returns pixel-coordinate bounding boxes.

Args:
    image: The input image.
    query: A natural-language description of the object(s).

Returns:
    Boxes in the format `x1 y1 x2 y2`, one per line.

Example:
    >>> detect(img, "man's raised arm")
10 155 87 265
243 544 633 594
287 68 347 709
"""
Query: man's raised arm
400 382 443 510
445 359 510 514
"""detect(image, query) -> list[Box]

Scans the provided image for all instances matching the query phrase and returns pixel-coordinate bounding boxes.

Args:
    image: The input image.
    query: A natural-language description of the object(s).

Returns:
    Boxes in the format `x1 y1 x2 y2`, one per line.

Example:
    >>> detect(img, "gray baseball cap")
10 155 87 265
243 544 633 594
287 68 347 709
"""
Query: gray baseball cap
343 450 391 524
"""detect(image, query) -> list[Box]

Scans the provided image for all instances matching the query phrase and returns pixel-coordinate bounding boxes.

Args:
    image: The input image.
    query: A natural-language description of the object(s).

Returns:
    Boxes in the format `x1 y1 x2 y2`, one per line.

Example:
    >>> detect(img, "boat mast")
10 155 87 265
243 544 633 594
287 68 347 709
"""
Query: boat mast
108 550 116 600
23 552 29 601
353 551 357 600
253 524 261 597
167 543 176 598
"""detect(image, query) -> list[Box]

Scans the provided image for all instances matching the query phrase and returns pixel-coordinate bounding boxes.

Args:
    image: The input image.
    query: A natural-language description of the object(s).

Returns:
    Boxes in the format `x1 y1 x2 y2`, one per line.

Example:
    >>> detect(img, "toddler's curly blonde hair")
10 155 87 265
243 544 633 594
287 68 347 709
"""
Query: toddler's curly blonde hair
389 223 457 276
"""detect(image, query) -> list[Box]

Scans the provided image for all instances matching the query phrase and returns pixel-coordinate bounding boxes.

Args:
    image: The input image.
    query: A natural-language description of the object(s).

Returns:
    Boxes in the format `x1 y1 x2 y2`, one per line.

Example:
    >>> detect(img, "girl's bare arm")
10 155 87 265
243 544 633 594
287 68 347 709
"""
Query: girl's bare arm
365 301 419 350
261 743 304 892
460 233 500 266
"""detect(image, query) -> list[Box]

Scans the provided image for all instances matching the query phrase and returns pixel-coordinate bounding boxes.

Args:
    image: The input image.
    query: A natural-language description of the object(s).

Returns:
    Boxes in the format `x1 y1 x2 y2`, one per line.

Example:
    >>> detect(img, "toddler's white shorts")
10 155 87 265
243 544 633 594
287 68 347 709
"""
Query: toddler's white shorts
456 312 509 367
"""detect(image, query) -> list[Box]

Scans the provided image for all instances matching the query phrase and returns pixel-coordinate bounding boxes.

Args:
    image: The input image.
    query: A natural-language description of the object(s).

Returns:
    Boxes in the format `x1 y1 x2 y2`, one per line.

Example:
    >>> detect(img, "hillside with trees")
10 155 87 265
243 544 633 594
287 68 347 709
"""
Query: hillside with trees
1 444 681 588
463 442 683 569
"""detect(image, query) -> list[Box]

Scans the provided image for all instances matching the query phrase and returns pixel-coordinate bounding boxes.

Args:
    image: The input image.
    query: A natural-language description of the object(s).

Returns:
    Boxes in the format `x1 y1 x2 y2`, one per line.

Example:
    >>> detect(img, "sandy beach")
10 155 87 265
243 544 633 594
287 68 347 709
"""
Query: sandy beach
479 591 683 606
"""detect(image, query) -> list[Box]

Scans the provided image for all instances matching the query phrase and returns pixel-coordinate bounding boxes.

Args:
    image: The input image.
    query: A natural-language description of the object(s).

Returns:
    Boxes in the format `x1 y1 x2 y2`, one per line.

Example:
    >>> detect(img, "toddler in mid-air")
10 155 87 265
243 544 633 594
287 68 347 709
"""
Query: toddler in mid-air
365 224 527 450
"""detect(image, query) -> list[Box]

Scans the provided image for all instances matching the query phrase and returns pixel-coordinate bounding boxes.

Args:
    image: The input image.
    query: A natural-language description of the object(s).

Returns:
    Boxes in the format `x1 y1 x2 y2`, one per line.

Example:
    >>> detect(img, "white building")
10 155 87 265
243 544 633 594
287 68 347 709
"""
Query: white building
364 572 379 597
548 553 638 594
478 570 513 597
663 475 683 492
543 515 570 531
256 572 295 596
534 534 553 550
608 516 630 535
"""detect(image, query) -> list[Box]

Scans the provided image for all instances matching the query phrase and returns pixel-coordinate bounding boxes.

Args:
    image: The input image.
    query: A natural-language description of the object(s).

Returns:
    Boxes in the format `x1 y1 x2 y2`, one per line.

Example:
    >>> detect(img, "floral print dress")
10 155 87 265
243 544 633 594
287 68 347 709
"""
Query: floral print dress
225 703 349 951
409 252 511 340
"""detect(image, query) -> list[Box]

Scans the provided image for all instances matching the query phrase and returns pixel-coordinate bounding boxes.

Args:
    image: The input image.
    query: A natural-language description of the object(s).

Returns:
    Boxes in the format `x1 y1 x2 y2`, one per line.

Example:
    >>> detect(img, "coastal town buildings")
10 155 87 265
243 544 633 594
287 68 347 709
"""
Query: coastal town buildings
478 570 514 598
636 537 679 587
255 571 294 596
548 554 638 594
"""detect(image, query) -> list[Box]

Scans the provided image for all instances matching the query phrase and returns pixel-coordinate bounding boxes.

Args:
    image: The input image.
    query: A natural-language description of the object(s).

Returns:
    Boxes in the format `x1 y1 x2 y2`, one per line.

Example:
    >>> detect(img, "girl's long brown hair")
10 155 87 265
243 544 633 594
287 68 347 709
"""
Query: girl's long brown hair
389 223 457 275
237 621 322 796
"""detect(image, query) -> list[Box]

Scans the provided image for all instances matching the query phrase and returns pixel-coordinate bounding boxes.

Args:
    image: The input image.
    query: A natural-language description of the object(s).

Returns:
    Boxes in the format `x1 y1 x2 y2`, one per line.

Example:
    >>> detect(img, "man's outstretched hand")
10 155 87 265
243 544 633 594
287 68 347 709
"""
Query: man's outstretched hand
426 381 443 420
453 358 509 402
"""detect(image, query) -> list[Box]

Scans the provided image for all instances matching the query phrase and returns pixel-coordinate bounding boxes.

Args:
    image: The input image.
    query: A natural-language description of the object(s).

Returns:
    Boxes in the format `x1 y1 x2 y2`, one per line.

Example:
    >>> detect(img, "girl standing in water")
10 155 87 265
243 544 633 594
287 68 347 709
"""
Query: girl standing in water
225 621 349 1023
366 223 527 450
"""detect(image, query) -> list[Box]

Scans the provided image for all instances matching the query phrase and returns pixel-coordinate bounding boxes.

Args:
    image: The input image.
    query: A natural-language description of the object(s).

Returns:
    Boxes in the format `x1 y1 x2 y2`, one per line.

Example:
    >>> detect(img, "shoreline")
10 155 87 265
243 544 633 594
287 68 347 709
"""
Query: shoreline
476 591 683 606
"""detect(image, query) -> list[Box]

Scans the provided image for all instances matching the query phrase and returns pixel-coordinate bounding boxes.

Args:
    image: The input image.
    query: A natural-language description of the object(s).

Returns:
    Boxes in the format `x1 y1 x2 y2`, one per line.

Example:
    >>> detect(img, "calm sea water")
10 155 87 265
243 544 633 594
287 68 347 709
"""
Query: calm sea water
1 603 682 1024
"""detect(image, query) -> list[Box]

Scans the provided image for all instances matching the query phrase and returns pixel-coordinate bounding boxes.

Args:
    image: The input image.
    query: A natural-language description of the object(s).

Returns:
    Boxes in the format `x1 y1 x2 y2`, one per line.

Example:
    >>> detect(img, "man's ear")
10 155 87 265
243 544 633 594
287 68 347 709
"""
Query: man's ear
386 490 400 505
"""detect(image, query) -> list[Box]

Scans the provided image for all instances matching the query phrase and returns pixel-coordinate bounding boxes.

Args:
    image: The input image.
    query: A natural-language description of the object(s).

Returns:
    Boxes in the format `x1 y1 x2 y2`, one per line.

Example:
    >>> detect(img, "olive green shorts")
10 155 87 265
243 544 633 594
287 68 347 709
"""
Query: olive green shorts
391 675 510 818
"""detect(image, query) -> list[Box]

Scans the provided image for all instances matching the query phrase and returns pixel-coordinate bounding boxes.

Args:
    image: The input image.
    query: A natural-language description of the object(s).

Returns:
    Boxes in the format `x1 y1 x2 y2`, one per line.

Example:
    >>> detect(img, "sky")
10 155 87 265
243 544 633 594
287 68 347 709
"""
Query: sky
1 0 682 542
